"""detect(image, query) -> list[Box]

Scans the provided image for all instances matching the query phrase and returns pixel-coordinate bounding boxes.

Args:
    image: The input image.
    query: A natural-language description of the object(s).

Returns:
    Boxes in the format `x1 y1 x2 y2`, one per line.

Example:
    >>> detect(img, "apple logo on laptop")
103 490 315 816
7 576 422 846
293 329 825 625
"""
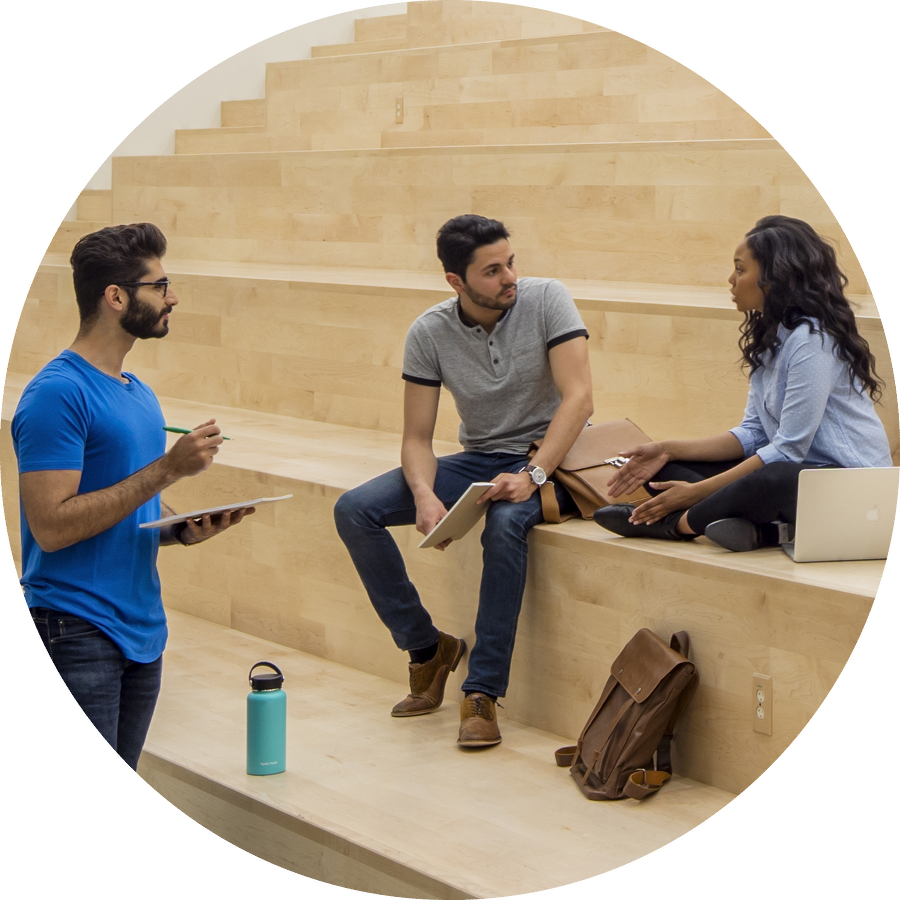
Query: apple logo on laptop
866 506 880 523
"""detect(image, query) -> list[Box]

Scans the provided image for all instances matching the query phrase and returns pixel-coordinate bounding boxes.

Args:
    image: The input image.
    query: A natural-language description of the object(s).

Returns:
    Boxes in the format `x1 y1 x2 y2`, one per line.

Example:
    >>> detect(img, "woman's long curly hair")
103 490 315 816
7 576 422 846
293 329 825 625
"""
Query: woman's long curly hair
739 215 883 401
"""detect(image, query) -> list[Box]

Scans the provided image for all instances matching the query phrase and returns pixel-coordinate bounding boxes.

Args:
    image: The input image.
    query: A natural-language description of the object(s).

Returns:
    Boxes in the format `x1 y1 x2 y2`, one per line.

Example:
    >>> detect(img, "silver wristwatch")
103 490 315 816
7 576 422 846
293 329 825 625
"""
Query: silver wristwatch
519 464 548 486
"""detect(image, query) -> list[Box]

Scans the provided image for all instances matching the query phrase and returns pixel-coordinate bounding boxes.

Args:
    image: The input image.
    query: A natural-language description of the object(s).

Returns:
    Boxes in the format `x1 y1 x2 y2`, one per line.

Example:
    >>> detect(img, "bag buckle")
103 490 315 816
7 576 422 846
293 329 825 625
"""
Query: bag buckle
604 456 629 468
633 768 647 785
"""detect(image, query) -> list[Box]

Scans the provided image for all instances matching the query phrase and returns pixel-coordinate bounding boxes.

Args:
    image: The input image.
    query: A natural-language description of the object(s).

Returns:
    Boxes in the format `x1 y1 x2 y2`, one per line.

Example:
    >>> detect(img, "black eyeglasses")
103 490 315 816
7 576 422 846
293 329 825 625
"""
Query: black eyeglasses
119 279 171 297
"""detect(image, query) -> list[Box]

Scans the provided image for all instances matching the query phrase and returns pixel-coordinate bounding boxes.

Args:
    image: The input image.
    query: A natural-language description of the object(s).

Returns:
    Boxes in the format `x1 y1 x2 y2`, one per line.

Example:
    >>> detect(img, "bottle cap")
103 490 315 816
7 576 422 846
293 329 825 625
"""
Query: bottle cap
249 661 284 691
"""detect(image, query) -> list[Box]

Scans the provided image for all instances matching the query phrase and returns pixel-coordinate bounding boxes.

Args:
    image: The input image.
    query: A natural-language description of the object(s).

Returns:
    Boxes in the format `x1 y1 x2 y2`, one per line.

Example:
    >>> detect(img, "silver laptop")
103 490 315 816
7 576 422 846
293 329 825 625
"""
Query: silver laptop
782 467 899 562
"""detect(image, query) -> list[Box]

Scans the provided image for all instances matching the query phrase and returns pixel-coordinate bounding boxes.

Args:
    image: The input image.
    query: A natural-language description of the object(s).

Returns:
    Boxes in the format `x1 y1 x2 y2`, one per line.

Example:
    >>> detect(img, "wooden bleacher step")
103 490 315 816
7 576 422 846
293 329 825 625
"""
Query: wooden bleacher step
175 30 767 155
76 189 112 222
19 256 897 460
139 609 735 898
354 0 900 52
310 36 410 59
96 140 871 296
354 12 408 44
220 99 265 128
130 613 900 900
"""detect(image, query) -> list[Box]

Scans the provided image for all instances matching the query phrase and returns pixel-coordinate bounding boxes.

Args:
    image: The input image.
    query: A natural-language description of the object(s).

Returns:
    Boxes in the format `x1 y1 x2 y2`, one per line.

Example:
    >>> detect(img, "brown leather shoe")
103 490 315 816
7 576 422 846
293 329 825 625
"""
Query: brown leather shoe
391 632 466 717
457 692 502 747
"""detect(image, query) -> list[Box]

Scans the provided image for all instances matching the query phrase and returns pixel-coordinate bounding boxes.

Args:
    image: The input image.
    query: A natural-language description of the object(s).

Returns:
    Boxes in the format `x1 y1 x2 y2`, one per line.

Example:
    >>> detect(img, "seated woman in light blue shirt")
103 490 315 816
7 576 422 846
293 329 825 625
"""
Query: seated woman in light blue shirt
594 215 892 551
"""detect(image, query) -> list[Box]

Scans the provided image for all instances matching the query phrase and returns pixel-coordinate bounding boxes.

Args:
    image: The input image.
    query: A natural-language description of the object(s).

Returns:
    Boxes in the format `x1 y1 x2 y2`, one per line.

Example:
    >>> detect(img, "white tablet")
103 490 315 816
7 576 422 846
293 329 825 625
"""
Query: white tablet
139 494 294 528
418 483 494 549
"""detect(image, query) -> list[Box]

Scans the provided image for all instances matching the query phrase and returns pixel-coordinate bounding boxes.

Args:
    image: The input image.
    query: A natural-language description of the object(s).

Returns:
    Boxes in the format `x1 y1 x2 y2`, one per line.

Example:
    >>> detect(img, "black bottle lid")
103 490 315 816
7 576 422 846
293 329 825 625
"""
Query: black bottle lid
249 661 284 691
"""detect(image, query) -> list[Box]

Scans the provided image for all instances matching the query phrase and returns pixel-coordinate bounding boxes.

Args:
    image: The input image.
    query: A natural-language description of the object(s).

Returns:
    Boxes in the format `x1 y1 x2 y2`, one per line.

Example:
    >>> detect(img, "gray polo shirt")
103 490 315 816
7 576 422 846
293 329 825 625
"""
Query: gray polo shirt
402 277 588 454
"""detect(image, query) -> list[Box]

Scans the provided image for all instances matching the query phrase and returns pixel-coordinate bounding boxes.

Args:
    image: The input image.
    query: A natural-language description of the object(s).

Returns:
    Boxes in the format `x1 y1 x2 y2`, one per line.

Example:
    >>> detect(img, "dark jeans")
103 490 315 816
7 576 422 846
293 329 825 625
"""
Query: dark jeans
649 459 827 533
333 451 574 699
30 607 163 770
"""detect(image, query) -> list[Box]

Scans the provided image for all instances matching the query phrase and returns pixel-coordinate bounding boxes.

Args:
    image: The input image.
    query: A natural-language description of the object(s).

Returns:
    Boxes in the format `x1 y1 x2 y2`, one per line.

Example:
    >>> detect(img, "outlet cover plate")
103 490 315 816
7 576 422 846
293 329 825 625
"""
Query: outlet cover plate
753 673 773 736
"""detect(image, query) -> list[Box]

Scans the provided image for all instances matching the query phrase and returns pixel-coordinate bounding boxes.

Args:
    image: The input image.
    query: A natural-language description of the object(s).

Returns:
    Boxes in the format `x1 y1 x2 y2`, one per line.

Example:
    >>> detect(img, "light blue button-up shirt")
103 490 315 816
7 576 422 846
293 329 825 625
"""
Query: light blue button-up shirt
729 321 892 468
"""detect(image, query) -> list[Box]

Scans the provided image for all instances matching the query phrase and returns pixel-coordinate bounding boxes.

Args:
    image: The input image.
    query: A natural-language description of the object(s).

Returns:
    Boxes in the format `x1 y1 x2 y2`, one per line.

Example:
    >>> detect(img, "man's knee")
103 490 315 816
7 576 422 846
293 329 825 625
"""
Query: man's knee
334 487 367 537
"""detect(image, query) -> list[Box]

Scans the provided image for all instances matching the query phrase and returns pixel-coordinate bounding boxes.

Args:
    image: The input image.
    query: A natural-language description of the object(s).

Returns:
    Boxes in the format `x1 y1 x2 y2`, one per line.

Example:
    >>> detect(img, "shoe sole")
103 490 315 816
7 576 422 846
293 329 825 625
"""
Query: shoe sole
457 736 502 748
390 638 467 717
705 518 759 552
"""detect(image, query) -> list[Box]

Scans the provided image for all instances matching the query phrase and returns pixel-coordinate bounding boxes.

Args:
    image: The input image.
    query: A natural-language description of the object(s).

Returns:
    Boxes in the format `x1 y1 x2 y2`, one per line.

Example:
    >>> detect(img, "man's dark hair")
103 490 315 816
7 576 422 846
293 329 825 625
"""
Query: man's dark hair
70 223 167 325
436 215 510 280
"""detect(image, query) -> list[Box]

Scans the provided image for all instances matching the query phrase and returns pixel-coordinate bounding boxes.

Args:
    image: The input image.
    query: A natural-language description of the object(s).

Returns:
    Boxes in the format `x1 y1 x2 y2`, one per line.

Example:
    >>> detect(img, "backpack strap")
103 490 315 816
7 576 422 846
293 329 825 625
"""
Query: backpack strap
670 631 691 658
623 769 671 800
555 746 577 767
656 632 699 774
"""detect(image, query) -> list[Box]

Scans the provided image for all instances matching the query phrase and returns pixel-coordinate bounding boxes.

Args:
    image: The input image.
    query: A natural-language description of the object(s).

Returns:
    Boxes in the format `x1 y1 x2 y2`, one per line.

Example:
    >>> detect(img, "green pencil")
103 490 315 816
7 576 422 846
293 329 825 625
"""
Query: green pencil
163 426 233 440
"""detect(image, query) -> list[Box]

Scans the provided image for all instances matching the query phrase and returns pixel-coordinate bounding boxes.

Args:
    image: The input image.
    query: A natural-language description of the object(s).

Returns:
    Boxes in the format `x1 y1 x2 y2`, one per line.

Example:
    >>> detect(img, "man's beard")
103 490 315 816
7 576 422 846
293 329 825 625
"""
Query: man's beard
121 292 168 339
460 281 517 311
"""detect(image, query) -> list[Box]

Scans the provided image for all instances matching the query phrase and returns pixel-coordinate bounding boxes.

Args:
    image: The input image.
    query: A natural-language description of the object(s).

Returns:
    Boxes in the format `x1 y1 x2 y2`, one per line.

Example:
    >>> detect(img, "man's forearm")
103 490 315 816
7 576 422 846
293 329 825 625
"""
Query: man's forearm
401 438 439 502
529 391 594 475
26 456 179 553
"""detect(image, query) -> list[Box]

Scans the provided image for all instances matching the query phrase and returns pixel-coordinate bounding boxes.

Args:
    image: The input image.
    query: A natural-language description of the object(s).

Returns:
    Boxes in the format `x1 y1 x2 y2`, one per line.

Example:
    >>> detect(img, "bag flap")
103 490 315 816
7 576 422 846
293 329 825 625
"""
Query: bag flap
557 420 652 472
611 628 690 703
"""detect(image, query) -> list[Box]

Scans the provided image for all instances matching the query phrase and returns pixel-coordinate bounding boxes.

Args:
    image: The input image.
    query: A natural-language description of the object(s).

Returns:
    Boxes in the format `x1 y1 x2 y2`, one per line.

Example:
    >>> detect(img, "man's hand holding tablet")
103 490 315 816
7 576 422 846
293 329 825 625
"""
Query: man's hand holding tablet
418 483 494 550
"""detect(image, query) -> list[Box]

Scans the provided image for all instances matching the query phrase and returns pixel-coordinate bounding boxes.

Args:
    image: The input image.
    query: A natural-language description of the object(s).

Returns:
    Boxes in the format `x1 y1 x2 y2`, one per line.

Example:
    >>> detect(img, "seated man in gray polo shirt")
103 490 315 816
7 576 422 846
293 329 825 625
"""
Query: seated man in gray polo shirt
334 215 593 748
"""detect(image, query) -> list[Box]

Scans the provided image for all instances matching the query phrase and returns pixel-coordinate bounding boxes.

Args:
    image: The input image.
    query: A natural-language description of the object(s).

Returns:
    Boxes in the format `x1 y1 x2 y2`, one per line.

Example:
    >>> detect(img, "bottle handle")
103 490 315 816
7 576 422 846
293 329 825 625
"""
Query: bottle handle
249 661 283 686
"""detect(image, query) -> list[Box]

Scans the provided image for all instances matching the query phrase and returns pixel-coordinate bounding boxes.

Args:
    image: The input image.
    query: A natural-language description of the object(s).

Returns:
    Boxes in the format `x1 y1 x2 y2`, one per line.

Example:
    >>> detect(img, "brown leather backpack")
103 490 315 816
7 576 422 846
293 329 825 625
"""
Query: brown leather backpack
555 629 698 800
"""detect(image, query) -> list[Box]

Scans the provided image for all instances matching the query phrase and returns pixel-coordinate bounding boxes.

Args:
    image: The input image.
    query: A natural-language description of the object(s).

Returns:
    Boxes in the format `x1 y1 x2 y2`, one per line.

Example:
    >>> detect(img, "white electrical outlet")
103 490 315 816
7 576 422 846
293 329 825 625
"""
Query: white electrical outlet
752 673 772 735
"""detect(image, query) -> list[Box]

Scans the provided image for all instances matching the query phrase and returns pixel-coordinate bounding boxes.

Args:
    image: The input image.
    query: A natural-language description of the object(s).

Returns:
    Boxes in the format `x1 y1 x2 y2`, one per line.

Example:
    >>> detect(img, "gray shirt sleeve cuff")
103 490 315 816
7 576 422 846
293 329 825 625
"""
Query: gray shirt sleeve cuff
401 373 441 387
547 328 589 350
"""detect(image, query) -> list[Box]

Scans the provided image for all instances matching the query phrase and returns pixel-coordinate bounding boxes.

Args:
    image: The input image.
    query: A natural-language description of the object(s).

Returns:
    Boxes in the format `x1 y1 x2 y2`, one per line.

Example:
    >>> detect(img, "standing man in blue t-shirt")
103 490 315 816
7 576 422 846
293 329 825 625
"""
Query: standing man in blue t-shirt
12 223 251 769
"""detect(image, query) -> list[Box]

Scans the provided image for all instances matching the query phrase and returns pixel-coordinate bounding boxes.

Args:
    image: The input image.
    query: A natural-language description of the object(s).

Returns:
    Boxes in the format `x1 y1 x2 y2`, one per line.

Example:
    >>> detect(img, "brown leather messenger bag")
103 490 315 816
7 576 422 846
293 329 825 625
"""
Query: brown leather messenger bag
528 418 653 523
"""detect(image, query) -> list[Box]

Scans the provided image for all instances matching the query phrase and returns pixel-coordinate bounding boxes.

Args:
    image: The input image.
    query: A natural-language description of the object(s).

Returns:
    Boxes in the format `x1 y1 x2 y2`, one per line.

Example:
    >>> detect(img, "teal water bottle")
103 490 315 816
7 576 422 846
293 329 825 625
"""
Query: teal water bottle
246 661 286 775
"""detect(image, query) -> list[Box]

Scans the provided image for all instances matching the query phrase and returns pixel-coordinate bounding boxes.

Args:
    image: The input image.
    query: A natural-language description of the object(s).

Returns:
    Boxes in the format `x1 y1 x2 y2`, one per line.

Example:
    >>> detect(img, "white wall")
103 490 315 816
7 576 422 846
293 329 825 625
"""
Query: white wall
75 4 406 203
0 0 407 218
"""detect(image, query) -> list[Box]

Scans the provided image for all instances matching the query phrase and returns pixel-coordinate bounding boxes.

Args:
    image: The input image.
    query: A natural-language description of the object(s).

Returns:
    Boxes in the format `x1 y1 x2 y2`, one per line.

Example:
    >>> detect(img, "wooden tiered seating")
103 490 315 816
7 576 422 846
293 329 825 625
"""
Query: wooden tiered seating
313 0 900 56
136 609 734 896
175 30 768 154
4 1 897 890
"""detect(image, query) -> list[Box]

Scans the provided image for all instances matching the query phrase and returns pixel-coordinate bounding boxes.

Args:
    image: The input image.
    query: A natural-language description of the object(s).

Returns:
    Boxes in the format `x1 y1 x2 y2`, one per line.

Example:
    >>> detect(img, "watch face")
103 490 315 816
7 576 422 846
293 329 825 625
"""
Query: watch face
532 467 547 485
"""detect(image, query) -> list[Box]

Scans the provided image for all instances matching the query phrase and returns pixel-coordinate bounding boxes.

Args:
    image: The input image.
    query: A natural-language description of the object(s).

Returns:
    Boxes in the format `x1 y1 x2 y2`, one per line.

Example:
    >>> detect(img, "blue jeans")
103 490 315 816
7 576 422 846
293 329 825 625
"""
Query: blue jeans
334 451 572 698
30 607 163 770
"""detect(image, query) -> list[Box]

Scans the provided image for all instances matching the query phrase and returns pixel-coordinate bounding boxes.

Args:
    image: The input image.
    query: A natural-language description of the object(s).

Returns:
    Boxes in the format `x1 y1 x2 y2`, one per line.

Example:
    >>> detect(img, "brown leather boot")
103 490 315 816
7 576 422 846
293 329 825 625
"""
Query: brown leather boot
457 692 502 747
391 632 466 717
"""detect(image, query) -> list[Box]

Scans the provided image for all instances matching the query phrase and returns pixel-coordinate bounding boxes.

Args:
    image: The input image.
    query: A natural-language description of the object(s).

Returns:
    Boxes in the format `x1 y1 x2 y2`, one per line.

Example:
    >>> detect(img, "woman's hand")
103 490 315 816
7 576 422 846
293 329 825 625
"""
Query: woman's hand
628 481 703 525
607 442 670 498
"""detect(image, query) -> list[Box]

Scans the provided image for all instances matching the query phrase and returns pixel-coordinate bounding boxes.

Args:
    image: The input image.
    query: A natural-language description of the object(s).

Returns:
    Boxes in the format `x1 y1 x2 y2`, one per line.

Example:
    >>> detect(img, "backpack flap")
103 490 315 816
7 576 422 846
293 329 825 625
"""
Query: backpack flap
611 627 690 702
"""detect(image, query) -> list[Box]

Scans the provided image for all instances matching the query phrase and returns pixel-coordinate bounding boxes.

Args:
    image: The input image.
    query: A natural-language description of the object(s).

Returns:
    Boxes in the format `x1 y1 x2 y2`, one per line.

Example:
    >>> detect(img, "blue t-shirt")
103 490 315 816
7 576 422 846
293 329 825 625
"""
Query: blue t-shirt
12 350 168 662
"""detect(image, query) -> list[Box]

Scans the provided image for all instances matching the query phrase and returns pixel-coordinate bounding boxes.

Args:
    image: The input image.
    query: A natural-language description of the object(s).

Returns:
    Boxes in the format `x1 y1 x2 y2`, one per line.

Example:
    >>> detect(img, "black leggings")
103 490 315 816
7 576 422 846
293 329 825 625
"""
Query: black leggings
647 460 829 534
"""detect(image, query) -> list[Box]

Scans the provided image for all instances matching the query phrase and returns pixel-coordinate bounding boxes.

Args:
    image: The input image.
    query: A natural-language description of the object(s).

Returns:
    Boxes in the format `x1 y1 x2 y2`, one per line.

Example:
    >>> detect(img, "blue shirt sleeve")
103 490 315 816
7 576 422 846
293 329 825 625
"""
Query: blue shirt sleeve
729 387 768 459
12 374 90 473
